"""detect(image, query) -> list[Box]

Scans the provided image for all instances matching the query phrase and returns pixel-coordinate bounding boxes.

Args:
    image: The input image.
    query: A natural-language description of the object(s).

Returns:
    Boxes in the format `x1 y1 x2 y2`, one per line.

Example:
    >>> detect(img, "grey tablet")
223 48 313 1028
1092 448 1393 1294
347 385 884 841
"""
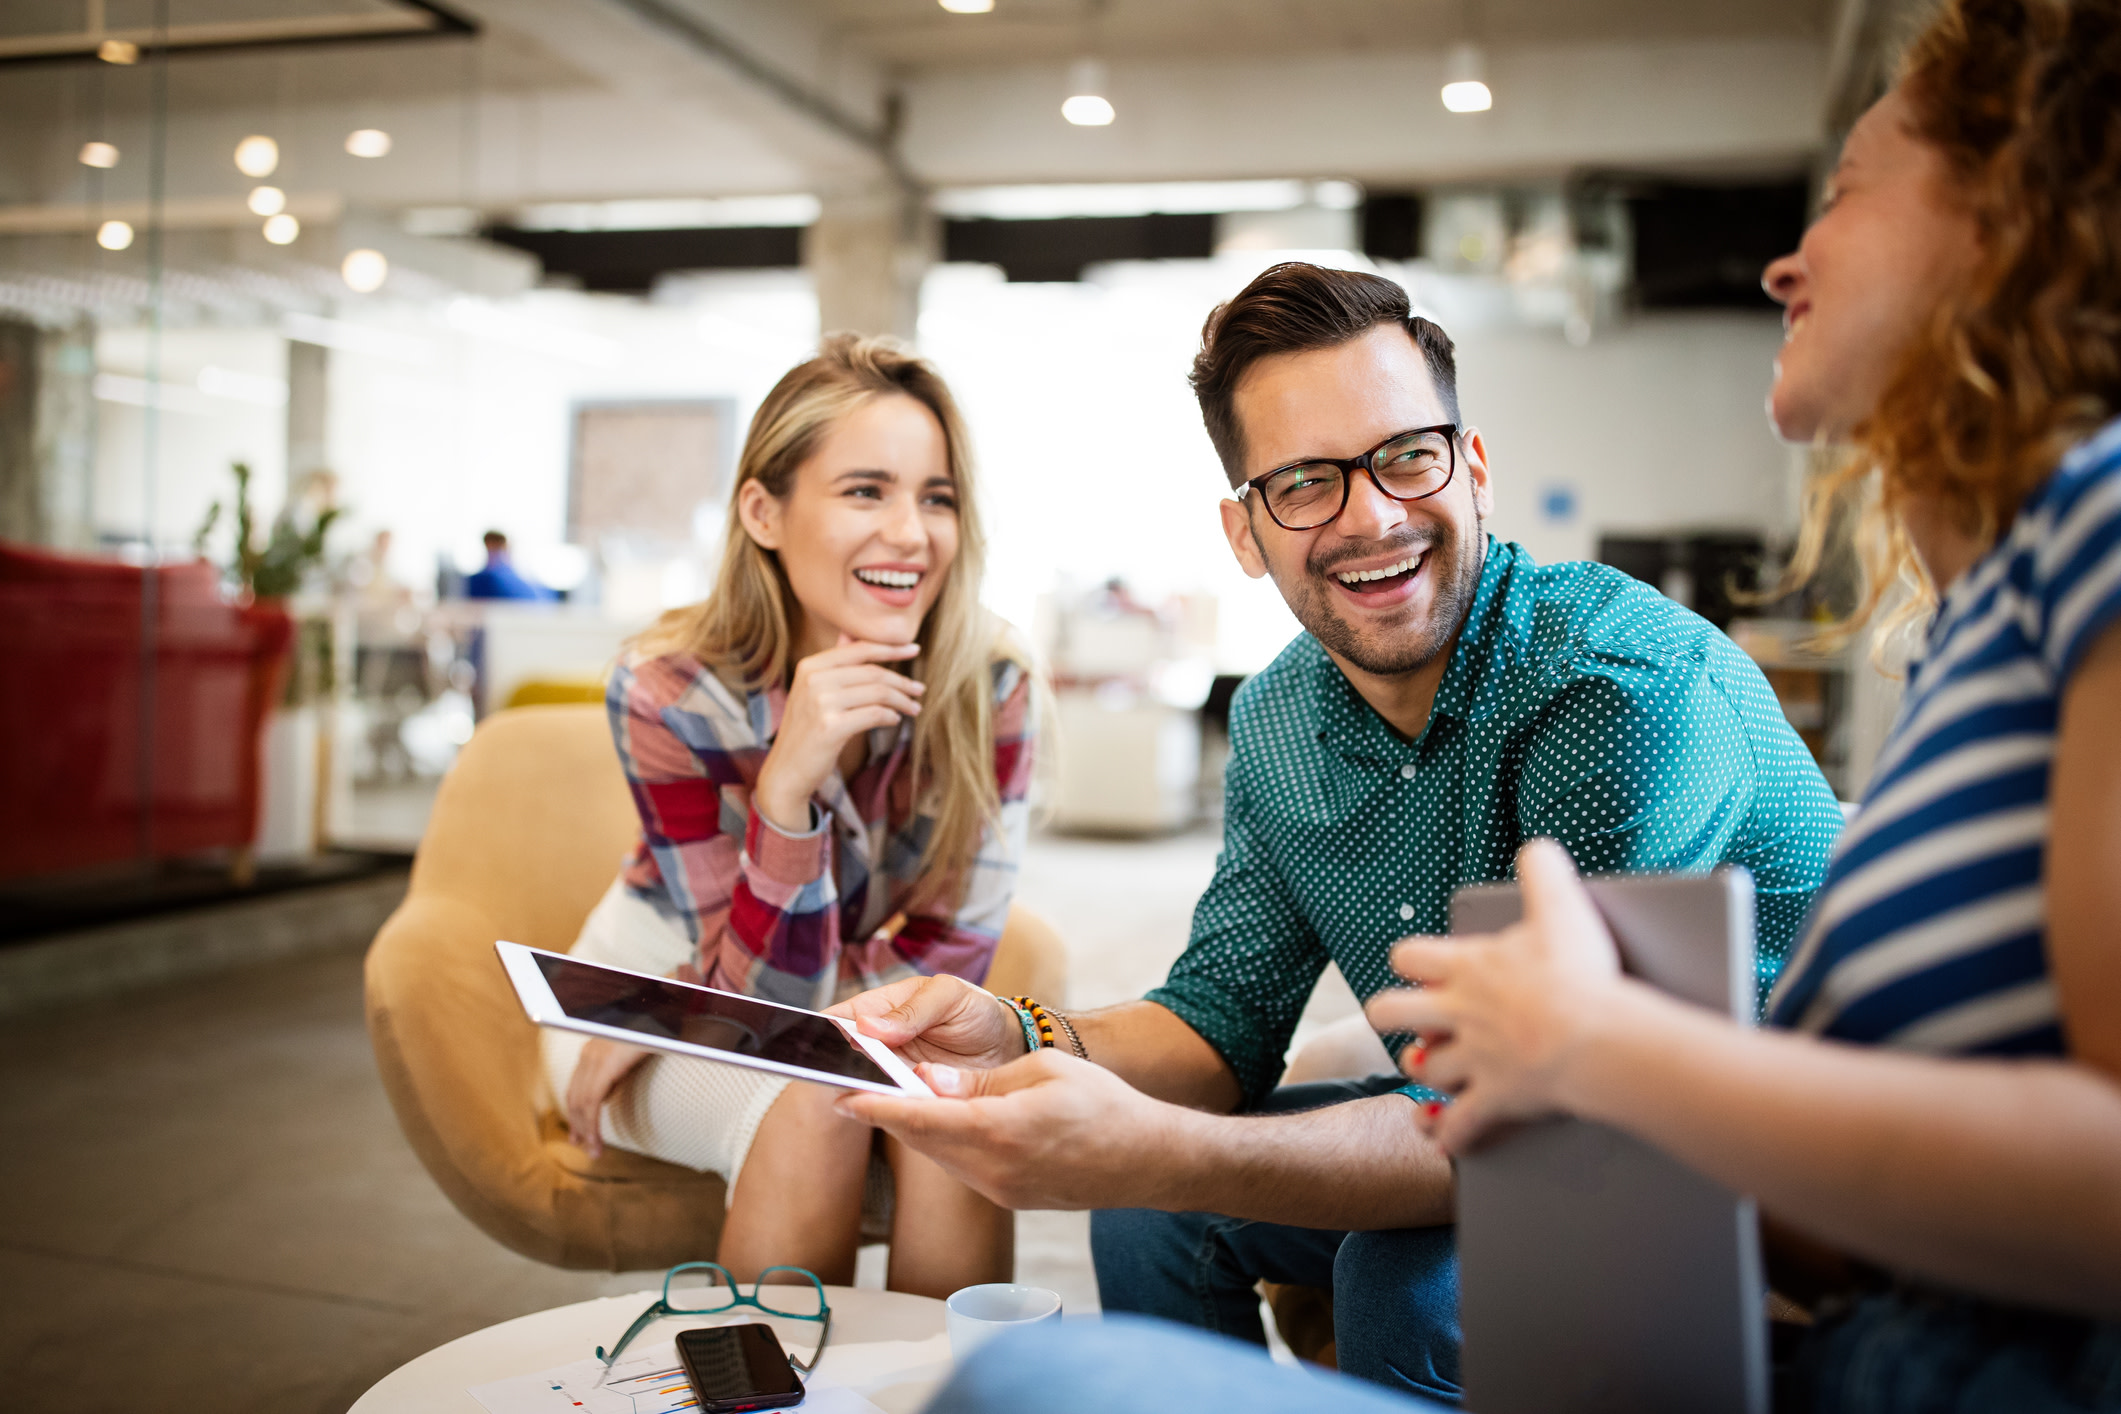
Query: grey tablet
1449 868 1767 1414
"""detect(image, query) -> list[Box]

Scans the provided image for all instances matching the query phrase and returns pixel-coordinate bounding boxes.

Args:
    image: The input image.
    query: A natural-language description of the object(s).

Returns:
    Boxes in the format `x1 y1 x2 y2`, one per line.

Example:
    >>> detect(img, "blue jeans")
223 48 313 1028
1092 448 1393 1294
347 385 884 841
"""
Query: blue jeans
1786 1290 2121 1414
1090 1076 1461 1404
922 1303 2121 1414
928 1315 1444 1414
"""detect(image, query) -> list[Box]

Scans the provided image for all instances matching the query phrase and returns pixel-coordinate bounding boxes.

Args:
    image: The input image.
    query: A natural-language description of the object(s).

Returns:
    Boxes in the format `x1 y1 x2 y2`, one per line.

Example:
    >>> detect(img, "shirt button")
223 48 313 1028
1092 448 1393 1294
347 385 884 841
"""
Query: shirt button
1398 903 1415 921
1399 763 1417 779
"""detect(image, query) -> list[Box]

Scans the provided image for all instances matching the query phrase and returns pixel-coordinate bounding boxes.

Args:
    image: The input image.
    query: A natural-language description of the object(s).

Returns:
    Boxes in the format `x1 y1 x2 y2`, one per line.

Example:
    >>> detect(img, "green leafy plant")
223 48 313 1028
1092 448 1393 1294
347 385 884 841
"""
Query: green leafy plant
194 461 340 601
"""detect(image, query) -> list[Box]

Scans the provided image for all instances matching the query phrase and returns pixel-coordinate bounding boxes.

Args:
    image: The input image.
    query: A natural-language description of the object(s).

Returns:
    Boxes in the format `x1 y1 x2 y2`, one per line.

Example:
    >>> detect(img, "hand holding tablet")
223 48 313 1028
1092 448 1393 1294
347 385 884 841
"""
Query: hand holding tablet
496 941 935 1098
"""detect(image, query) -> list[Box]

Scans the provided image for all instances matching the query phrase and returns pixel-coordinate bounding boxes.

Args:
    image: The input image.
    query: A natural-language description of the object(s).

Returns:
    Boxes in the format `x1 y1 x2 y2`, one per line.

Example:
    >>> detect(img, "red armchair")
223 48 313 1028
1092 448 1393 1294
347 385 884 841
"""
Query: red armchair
0 543 293 882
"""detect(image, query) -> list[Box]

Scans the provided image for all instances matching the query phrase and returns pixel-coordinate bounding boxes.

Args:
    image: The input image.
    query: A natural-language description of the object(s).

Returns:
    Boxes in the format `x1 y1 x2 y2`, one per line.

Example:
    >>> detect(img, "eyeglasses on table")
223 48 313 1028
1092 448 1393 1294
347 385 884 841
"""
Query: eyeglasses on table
597 1261 833 1373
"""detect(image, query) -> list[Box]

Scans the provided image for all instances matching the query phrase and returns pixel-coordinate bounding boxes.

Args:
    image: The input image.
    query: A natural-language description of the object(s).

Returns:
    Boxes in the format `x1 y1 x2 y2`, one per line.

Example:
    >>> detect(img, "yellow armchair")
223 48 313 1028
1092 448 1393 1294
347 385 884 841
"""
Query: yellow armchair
365 703 1066 1271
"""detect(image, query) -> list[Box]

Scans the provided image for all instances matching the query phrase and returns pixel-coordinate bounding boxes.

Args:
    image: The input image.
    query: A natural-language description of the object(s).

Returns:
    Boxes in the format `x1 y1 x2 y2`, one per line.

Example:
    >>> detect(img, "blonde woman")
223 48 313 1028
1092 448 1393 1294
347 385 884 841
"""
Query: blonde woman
544 334 1031 1297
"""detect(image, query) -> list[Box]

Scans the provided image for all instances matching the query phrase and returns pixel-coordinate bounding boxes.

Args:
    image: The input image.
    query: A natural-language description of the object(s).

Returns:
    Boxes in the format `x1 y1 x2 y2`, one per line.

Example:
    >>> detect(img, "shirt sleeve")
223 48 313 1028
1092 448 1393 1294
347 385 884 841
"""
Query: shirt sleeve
1145 765 1330 1108
2038 444 2121 684
1516 656 1761 872
608 657 747 956
844 662 1038 991
608 656 844 1007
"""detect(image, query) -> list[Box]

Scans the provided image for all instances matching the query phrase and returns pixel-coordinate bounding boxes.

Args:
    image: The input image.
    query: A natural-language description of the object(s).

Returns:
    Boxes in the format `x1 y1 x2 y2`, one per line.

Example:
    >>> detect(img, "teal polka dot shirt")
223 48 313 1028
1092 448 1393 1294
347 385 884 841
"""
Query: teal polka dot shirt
1147 538 1845 1106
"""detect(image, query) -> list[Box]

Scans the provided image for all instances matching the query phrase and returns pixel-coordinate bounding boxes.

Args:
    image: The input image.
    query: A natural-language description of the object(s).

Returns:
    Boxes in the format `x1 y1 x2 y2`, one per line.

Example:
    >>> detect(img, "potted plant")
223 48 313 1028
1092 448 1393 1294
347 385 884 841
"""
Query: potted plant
196 462 342 861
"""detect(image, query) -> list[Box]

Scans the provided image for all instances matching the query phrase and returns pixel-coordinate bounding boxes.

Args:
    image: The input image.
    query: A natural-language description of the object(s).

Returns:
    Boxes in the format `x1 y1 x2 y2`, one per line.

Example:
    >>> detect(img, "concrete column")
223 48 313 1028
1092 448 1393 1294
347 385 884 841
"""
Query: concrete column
803 183 936 343
0 319 40 545
286 339 330 485
36 321 98 552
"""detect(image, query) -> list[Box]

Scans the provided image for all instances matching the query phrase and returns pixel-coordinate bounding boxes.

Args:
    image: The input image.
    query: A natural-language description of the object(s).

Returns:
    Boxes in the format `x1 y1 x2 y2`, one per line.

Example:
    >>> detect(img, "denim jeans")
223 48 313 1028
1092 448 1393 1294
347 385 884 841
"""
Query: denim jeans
921 1303 2121 1414
928 1314 1444 1414
1089 1075 1462 1404
1785 1290 2121 1414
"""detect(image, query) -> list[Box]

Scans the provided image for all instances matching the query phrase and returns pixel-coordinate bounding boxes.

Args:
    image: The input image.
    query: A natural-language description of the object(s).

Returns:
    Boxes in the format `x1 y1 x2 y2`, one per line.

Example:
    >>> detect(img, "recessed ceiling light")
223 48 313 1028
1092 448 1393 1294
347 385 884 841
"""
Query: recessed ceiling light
96 219 134 251
262 214 301 245
940 0 994 10
345 129 392 158
234 135 279 178
79 141 120 169
247 185 286 216
97 39 138 64
342 248 389 293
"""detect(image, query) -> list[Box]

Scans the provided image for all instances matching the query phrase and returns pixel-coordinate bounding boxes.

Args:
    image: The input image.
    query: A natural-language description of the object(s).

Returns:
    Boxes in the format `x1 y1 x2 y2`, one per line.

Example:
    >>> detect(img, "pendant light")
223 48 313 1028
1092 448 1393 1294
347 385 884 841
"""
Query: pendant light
1441 43 1493 112
1062 58 1115 126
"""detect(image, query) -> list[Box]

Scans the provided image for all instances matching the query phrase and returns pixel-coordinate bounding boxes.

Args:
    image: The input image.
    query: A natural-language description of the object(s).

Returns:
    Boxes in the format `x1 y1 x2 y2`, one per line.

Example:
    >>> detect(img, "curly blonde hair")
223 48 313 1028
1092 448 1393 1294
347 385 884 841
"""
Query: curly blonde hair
1787 0 2121 638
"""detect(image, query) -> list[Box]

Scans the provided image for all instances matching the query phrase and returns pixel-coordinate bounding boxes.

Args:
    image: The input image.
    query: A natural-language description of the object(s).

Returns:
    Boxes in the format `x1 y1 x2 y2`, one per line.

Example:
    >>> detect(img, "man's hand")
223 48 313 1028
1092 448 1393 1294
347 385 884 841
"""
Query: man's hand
828 974 1025 1070
833 1049 1192 1211
565 1037 652 1158
1365 837 1627 1154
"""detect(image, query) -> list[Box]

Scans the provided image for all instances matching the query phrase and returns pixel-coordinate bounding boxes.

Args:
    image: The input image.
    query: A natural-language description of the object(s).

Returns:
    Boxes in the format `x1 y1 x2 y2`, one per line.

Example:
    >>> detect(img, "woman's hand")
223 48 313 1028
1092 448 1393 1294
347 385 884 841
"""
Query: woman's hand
828 974 1027 1070
564 1037 652 1158
753 635 924 833
1365 838 1629 1154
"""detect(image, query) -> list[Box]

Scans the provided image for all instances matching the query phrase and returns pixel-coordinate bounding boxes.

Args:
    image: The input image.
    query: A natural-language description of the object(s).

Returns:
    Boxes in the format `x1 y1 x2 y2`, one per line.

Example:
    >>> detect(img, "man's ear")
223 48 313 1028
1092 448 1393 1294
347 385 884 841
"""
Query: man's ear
736 478 784 551
1219 496 1270 580
1461 427 1496 520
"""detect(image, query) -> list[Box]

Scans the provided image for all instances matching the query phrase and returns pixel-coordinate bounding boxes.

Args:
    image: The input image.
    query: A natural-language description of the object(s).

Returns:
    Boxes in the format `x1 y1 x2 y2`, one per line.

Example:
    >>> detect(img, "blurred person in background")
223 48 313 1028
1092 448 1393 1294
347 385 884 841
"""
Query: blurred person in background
922 0 2121 1409
837 260 1844 1401
462 529 556 601
547 335 1035 1299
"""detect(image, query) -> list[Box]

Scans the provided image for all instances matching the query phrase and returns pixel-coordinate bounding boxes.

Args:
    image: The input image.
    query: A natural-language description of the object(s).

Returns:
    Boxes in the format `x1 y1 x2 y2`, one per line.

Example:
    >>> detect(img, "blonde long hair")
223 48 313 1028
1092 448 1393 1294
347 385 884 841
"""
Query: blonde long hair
636 333 1022 901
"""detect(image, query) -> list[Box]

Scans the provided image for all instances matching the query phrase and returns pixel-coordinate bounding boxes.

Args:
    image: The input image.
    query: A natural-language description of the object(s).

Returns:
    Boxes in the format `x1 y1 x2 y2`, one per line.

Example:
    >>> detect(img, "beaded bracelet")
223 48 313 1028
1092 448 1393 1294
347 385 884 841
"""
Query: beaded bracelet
995 994 1040 1054
1011 995 1093 1061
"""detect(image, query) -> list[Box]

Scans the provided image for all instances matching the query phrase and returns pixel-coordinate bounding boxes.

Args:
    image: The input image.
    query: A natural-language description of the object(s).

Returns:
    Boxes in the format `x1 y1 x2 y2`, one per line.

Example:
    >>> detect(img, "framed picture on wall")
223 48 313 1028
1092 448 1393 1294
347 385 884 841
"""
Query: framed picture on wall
567 399 735 548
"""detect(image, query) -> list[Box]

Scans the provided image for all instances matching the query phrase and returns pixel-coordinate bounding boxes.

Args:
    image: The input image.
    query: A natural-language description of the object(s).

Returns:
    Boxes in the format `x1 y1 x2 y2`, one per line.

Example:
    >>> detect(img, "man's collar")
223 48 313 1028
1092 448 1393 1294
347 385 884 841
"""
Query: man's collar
1427 535 1512 723
1311 535 1513 756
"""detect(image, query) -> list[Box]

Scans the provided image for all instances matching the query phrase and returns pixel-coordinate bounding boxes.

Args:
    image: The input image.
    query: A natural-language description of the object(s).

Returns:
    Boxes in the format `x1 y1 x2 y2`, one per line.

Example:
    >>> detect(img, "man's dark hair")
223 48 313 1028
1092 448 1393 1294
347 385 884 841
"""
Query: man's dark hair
483 530 508 549
1190 262 1460 488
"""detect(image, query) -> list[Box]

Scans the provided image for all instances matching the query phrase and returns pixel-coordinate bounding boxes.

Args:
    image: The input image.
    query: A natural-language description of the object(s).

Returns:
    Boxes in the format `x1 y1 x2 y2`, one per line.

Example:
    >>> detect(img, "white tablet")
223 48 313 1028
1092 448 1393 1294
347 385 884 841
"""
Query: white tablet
496 941 935 1099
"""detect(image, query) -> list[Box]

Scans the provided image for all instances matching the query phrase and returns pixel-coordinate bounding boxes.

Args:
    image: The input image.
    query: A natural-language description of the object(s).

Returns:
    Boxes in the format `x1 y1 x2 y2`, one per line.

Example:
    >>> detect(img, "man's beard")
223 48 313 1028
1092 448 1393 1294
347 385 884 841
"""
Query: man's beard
1283 518 1485 678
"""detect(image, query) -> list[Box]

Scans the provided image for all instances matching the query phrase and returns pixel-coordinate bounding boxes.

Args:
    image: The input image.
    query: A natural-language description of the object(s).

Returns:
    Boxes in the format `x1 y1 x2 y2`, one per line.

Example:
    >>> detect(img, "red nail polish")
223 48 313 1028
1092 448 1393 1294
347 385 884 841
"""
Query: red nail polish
1410 1044 1428 1068
1423 1101 1443 1118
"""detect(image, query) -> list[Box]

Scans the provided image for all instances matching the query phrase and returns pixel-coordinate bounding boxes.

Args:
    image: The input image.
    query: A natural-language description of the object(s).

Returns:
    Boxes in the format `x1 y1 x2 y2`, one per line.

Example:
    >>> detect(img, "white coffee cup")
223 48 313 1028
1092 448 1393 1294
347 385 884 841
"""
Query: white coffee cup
945 1283 1063 1360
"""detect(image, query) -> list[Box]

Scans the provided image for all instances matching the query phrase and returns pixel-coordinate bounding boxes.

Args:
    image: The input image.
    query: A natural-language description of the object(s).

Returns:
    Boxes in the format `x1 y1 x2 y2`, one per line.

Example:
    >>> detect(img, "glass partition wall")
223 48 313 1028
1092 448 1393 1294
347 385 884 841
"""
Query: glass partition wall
0 5 490 927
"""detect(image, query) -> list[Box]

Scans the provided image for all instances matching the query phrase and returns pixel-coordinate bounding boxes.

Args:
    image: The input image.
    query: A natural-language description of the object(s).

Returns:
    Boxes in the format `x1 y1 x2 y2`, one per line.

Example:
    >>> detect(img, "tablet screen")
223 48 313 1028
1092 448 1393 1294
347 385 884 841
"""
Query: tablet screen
532 952 896 1088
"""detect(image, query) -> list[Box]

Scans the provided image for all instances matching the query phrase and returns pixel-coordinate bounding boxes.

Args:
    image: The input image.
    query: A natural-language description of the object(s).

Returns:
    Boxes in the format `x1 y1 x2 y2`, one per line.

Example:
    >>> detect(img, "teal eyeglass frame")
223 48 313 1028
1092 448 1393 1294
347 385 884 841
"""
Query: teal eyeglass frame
597 1262 833 1372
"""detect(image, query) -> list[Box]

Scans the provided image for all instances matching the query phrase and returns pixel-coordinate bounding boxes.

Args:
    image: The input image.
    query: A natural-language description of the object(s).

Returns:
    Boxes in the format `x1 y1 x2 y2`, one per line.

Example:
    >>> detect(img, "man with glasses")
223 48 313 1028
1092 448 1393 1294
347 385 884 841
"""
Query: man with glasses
835 262 1843 1401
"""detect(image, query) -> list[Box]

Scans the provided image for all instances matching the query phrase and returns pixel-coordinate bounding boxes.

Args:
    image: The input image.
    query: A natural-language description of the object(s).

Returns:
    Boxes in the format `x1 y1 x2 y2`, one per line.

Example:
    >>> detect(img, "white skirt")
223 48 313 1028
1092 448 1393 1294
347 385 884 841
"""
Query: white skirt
540 880 791 1199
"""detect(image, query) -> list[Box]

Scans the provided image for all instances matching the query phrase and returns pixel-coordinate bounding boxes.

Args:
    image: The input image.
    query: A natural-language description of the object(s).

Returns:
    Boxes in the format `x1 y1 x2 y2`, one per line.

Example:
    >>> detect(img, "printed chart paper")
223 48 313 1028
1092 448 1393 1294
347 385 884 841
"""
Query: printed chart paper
468 1339 882 1414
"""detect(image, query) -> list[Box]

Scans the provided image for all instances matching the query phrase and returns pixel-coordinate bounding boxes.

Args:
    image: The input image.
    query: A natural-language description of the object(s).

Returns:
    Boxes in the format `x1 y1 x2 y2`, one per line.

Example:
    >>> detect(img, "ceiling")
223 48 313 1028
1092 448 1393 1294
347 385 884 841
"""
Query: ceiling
816 0 1835 70
0 0 1840 217
0 13 588 120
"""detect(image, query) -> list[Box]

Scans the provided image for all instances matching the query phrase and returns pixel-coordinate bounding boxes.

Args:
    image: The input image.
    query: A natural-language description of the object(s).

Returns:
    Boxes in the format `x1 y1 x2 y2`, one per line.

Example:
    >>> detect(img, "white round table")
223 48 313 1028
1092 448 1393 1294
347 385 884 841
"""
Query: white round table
349 1285 953 1414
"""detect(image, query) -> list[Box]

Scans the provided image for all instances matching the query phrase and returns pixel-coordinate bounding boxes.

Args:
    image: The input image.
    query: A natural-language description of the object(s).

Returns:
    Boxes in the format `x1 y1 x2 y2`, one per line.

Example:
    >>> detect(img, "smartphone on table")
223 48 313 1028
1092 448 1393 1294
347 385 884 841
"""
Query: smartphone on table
675 1323 806 1413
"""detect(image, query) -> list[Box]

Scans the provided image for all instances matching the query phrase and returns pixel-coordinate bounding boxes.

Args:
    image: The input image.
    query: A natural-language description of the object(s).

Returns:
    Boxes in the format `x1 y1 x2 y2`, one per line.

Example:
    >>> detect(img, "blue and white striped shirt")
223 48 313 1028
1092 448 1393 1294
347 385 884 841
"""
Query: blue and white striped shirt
1768 417 2121 1054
